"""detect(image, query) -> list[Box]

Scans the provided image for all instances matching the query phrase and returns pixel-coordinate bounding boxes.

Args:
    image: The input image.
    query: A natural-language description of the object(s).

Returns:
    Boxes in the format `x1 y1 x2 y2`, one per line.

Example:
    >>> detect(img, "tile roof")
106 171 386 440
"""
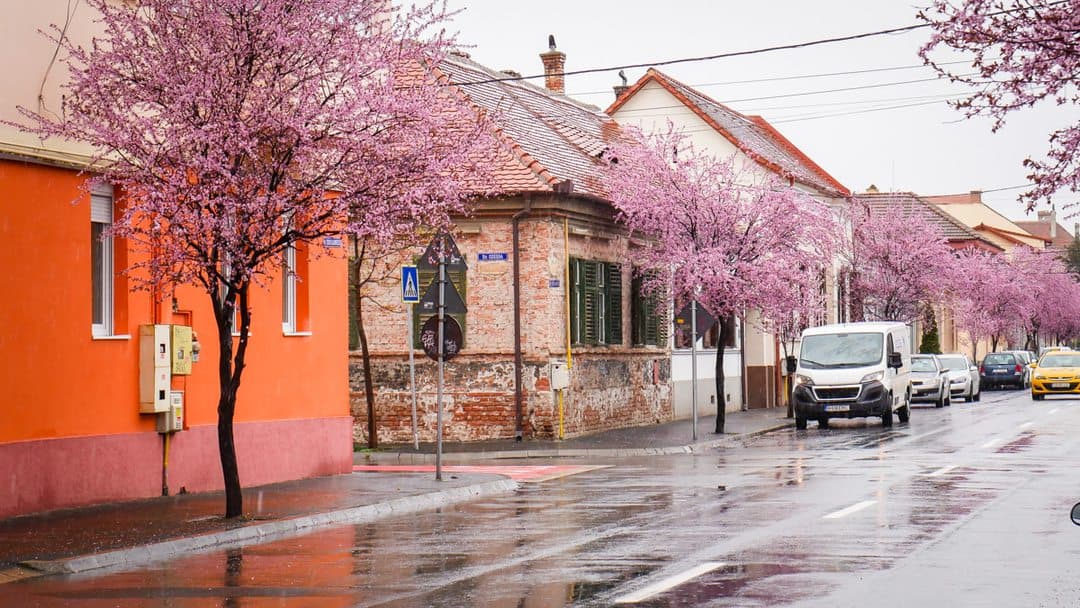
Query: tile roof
437 54 622 199
852 192 1003 251
608 69 849 197
1013 220 1075 250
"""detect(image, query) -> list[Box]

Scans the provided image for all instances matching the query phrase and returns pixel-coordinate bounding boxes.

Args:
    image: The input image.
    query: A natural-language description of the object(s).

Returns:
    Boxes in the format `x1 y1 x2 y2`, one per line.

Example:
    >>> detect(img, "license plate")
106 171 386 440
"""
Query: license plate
1051 382 1070 389
993 369 1008 374
824 405 850 412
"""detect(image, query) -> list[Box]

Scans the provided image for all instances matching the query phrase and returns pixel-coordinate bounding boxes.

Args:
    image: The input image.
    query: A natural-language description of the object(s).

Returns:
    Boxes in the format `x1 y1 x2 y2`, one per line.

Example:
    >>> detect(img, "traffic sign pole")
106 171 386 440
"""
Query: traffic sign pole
691 300 698 442
435 257 445 481
409 303 418 450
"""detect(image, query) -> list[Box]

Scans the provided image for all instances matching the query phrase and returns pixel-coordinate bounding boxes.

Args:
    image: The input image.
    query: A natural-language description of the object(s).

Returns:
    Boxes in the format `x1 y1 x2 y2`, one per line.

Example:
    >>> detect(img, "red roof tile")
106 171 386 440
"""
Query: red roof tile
852 192 1003 252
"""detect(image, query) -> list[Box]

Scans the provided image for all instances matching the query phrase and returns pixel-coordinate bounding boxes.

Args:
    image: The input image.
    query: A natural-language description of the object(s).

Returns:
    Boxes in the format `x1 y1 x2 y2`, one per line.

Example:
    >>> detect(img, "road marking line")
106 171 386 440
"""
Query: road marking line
981 437 1001 449
823 500 877 519
925 465 956 478
1049 408 1059 414
1019 422 1033 429
613 562 726 604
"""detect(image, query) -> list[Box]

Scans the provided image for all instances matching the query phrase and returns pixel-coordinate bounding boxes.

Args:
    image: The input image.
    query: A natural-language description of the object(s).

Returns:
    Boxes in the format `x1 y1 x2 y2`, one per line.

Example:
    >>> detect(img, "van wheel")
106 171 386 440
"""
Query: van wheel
818 417 830 429
898 405 910 423
881 396 894 427
795 414 808 430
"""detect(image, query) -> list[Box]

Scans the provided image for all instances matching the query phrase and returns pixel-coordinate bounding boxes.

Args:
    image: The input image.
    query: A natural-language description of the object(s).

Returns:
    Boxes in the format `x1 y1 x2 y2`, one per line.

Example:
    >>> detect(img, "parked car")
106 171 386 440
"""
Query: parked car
1002 350 1034 386
980 352 1027 389
937 353 981 402
1031 350 1080 400
910 354 951 407
792 322 912 430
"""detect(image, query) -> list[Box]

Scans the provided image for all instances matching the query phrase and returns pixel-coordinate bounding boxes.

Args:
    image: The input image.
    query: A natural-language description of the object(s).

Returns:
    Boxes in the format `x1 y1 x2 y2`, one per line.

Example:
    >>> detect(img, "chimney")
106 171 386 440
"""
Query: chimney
540 34 565 94
969 189 983 203
613 69 629 101
1038 209 1057 239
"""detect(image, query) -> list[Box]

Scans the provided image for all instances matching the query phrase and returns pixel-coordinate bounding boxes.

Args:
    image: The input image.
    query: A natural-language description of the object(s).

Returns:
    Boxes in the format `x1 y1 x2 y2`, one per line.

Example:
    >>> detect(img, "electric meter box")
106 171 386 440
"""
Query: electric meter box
550 361 570 391
157 391 184 433
171 325 193 375
139 324 172 413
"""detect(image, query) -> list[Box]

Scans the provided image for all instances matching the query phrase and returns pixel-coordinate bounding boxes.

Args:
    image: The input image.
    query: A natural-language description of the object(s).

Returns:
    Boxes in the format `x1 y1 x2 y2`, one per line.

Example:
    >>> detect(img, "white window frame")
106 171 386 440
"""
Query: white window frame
91 185 114 337
282 244 297 334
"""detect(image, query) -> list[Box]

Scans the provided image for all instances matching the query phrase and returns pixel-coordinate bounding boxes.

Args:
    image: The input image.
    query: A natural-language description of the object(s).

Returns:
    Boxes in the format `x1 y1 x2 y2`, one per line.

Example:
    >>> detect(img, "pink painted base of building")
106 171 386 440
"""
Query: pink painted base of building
0 417 353 519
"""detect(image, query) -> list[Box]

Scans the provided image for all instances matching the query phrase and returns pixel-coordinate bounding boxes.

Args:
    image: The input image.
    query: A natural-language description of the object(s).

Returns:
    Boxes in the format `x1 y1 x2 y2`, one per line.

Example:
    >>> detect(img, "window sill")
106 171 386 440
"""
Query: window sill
92 334 132 341
283 331 313 337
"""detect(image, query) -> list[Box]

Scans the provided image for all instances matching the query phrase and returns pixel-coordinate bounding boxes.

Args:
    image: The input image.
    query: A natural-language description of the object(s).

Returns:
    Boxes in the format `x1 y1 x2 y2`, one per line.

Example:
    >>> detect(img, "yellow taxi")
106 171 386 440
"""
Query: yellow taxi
1030 350 1080 400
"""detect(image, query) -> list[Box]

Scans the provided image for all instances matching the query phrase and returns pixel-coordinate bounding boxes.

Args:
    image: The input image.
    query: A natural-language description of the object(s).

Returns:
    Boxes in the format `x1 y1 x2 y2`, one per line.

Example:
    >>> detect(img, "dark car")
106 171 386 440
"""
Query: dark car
980 352 1027 389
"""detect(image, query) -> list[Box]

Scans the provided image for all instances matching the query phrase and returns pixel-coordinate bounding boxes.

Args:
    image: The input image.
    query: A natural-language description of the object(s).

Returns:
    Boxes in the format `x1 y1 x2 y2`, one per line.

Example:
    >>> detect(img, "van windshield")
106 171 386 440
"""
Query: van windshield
799 333 883 369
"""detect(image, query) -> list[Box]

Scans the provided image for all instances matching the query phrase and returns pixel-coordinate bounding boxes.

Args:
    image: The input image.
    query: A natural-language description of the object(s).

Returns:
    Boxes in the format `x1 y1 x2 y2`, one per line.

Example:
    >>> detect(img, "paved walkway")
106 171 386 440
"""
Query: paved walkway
0 408 790 582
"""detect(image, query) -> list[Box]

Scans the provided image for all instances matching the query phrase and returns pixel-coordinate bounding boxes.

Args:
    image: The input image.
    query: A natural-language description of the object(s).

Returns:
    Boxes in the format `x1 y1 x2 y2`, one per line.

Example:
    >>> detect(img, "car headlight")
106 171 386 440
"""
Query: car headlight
793 374 814 386
1033 372 1046 379
950 376 965 384
861 371 883 383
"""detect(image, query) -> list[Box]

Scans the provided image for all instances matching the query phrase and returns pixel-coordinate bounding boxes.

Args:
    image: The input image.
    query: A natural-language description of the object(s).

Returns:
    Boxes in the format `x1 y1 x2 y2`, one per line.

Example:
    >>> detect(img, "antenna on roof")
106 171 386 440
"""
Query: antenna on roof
548 34 557 50
618 69 627 86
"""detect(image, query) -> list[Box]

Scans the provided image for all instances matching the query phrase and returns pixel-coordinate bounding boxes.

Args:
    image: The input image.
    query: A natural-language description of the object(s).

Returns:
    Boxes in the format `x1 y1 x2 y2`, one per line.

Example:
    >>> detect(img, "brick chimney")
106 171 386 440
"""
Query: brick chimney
540 35 565 94
613 69 629 101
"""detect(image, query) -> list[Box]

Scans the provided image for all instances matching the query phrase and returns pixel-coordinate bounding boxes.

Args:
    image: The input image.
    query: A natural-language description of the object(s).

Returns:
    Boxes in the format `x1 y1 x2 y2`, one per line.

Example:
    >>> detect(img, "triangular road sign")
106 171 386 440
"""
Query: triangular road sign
419 274 467 315
417 231 467 271
674 300 716 337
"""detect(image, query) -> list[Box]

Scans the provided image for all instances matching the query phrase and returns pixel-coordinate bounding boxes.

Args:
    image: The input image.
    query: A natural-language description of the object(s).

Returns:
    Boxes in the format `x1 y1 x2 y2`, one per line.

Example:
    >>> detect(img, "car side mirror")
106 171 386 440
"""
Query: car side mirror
969 365 977 372
1071 502 1080 526
888 352 902 369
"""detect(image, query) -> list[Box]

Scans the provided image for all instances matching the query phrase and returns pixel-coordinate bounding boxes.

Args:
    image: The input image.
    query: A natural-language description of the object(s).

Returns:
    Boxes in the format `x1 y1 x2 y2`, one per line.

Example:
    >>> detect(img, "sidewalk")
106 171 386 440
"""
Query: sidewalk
358 407 792 463
0 408 790 582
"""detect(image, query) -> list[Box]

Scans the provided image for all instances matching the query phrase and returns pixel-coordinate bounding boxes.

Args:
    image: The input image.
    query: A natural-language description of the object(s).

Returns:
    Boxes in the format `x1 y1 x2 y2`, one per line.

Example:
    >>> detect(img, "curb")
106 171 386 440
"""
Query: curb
356 420 794 464
20 478 518 577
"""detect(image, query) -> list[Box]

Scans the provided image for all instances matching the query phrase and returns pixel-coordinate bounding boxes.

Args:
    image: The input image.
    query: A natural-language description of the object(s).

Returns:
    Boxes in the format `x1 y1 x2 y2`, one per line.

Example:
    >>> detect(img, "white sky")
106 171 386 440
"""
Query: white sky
443 0 1076 224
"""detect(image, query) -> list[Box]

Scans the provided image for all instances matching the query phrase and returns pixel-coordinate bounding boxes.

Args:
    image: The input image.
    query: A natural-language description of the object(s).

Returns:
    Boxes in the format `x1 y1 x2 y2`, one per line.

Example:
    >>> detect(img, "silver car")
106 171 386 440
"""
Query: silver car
910 354 951 407
937 353 981 402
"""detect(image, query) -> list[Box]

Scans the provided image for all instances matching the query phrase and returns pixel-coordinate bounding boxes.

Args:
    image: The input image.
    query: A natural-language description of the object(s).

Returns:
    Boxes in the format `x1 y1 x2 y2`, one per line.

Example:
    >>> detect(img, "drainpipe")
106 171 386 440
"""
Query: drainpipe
511 196 534 441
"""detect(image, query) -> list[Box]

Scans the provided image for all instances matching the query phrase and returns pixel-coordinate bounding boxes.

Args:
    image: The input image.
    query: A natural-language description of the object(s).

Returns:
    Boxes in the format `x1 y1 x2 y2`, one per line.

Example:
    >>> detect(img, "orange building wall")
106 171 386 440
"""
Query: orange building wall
0 157 352 517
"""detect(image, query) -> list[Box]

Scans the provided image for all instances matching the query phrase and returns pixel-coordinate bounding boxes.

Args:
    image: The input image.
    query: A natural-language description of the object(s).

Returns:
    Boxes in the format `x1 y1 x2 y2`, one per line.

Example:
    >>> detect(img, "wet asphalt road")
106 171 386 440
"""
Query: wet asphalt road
6 389 1080 607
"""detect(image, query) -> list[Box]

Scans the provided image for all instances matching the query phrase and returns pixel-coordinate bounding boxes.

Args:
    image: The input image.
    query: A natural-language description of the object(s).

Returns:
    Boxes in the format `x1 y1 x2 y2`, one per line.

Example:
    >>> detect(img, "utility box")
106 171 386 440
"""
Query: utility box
157 391 184 433
140 324 171 413
170 325 193 375
550 361 570 391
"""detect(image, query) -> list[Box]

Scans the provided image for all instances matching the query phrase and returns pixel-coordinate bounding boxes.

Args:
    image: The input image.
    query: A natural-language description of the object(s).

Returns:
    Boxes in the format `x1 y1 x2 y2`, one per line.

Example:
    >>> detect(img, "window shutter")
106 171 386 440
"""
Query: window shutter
570 259 581 345
91 193 112 224
582 260 600 345
606 263 623 345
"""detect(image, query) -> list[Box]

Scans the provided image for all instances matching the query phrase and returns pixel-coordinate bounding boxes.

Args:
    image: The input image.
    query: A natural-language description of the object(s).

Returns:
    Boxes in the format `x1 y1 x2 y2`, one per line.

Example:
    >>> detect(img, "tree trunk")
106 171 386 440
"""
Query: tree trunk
714 319 729 434
215 285 250 519
357 293 378 449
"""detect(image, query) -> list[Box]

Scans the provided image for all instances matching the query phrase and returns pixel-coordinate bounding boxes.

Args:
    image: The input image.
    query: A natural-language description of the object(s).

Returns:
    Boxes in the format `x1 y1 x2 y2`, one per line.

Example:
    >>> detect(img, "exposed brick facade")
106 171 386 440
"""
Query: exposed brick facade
351 195 672 443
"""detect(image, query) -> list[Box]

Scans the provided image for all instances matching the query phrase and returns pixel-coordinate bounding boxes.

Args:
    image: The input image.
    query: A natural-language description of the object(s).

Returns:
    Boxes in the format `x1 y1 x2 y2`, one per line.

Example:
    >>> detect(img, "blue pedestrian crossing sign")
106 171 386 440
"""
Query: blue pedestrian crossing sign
401 266 420 303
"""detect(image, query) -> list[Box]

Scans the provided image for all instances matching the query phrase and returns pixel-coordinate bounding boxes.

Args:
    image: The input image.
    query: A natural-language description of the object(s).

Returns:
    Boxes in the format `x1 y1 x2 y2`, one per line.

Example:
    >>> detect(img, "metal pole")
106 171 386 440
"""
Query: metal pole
409 302 418 450
436 257 445 481
691 299 698 442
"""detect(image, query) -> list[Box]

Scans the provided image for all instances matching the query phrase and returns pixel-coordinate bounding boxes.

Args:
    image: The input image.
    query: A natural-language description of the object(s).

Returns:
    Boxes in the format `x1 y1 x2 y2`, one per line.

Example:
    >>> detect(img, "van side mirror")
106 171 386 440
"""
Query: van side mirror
1071 502 1080 526
887 352 902 369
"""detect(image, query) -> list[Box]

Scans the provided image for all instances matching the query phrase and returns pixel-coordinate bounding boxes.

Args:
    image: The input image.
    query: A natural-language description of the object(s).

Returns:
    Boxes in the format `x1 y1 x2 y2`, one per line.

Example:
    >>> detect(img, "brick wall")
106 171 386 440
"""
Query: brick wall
352 195 673 443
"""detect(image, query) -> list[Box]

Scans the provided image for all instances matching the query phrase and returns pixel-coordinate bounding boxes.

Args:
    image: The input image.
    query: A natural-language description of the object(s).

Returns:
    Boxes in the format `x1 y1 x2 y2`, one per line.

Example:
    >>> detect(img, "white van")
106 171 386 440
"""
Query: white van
792 322 912 430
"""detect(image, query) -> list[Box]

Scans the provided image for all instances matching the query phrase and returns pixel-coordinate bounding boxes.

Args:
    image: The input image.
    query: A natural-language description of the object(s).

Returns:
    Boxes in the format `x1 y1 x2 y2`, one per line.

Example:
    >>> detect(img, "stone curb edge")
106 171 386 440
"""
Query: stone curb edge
19 478 519 578
357 420 794 464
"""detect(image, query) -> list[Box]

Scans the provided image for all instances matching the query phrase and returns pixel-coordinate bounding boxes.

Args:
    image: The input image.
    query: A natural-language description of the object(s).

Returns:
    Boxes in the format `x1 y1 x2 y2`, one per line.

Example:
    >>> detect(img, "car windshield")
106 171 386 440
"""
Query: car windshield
1040 354 1080 367
911 357 937 372
983 353 1015 365
938 355 968 371
799 333 883 369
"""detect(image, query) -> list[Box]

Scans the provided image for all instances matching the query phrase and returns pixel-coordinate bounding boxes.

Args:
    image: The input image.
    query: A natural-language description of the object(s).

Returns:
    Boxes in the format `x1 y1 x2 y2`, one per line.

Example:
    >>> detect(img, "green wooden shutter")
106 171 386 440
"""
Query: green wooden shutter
582 260 600 345
606 263 623 345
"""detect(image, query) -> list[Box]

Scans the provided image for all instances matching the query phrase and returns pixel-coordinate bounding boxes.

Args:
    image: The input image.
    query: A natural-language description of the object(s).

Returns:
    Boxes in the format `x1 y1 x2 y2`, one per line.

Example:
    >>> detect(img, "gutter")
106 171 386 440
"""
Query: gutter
511 196 534 441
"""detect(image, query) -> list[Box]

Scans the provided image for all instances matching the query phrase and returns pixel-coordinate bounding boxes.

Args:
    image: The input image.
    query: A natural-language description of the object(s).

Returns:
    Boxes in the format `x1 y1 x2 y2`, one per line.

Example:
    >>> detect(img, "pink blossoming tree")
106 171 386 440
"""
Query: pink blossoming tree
949 248 1038 358
919 1 1080 210
843 200 957 323
18 0 495 518
602 128 839 433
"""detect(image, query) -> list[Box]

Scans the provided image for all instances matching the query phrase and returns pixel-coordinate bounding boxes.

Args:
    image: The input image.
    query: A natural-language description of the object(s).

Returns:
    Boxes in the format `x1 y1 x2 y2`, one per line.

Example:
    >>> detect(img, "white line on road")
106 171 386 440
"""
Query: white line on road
1049 408 1059 414
613 562 726 604
981 437 1002 449
1019 421 1033 429
925 465 956 478
823 500 877 519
